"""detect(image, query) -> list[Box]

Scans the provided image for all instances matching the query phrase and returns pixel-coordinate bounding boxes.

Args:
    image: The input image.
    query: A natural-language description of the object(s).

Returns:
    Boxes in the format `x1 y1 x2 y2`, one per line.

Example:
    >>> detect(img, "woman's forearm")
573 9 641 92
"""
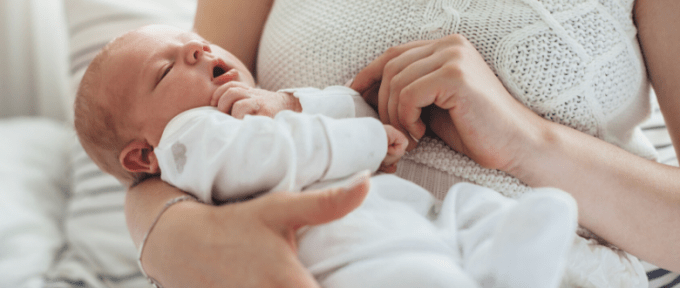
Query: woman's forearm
429 107 680 271
124 177 191 248
517 120 680 272
519 0 680 272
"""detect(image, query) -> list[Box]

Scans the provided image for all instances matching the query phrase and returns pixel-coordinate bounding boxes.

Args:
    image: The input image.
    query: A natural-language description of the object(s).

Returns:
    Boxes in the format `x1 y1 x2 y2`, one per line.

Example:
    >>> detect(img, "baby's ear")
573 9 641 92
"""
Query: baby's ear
120 140 159 174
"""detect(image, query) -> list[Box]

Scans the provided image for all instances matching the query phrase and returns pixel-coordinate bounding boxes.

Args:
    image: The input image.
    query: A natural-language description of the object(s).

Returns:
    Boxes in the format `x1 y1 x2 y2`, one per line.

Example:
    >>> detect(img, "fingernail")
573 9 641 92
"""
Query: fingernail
408 132 420 143
344 170 370 191
344 78 354 87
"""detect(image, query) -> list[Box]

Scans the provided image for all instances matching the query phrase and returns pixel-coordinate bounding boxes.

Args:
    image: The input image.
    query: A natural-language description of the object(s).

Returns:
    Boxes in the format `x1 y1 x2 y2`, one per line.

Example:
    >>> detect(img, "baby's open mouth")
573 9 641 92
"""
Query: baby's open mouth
213 65 226 78
212 59 238 84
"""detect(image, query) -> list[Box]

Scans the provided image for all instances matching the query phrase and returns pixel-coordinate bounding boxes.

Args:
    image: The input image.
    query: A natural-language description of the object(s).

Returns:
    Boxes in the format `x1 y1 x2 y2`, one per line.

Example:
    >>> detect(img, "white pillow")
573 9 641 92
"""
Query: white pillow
0 118 71 288
44 140 147 288
45 1 195 287
0 0 70 121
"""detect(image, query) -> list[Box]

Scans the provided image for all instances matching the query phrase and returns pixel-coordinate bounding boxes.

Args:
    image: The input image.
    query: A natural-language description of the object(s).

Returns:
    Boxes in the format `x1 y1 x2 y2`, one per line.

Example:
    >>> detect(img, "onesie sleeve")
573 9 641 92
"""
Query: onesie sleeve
275 110 387 183
279 86 357 119
154 107 386 204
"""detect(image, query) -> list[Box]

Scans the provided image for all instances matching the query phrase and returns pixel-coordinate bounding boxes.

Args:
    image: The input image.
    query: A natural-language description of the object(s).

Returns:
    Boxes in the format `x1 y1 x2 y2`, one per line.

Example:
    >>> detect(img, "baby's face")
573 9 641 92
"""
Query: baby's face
104 25 255 146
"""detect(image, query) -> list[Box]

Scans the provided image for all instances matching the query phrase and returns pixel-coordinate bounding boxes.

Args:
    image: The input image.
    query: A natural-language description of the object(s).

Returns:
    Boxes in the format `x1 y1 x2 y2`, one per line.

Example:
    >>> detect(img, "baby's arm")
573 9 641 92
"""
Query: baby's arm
282 86 406 172
212 82 377 120
154 107 388 204
211 82 302 118
280 86 358 119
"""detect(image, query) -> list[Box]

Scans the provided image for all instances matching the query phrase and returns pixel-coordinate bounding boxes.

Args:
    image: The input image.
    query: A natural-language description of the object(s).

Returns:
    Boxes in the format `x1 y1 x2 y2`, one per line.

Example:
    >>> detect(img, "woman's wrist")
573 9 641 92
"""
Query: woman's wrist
125 177 188 249
138 195 198 287
138 198 215 287
502 115 561 185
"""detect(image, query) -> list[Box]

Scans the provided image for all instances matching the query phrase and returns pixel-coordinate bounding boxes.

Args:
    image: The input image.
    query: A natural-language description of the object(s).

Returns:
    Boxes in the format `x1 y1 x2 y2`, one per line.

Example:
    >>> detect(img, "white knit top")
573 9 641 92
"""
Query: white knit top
257 0 655 199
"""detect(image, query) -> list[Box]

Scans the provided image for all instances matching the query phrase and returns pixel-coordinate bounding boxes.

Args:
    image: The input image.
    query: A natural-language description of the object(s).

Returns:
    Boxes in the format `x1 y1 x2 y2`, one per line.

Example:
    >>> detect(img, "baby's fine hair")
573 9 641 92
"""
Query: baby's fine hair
74 35 150 187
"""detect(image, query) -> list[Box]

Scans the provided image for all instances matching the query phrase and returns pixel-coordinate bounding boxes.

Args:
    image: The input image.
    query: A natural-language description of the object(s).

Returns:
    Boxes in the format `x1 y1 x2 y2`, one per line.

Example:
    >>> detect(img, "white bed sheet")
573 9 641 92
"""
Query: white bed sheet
0 118 72 288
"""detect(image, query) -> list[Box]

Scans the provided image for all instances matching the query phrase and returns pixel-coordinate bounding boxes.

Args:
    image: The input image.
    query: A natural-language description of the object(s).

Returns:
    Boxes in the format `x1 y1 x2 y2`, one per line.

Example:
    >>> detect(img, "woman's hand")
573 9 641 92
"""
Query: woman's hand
126 173 370 288
351 34 545 172
353 30 680 272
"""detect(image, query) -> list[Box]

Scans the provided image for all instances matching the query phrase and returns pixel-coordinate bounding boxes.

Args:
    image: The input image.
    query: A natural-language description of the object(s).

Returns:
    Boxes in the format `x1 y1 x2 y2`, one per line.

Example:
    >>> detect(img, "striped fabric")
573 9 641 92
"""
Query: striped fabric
646 262 680 288
43 141 144 288
44 0 194 287
641 93 678 167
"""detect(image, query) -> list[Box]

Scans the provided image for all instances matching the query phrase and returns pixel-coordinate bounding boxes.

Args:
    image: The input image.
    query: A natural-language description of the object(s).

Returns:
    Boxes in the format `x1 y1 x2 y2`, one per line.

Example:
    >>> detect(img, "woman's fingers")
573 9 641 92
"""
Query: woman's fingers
354 36 466 136
351 40 431 94
360 81 381 109
379 34 488 143
387 55 444 137
396 65 465 139
353 40 434 124
381 47 432 125
355 34 531 170
381 47 434 125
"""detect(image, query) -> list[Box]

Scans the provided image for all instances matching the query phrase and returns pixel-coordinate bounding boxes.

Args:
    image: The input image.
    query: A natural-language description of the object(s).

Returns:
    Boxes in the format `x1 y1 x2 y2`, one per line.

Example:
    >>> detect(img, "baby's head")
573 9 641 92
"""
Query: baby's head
74 24 255 187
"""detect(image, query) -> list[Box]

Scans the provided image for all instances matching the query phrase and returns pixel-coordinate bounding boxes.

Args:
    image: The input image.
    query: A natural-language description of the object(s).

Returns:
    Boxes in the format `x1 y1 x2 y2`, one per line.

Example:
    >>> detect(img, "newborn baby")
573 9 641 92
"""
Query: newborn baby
74 24 583 288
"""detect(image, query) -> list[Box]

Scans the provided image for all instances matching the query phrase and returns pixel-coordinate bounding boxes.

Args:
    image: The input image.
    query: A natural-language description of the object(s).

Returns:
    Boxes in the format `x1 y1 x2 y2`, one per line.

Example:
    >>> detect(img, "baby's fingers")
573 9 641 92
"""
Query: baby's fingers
388 133 408 159
381 125 408 171
211 81 251 107
231 98 260 119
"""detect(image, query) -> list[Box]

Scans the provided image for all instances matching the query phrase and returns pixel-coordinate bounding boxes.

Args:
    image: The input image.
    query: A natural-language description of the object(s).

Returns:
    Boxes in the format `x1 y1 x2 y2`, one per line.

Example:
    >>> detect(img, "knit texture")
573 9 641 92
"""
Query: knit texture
258 0 654 198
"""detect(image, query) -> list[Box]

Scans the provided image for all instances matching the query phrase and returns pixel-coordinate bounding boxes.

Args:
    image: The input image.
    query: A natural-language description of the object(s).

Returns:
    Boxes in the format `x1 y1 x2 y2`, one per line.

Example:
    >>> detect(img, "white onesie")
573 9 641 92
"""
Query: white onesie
154 86 581 288
156 86 385 203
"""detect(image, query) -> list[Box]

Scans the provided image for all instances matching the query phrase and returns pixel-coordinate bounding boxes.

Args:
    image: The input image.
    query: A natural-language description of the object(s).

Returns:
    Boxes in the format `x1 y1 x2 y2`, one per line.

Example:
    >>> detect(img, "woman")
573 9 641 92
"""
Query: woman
125 0 680 286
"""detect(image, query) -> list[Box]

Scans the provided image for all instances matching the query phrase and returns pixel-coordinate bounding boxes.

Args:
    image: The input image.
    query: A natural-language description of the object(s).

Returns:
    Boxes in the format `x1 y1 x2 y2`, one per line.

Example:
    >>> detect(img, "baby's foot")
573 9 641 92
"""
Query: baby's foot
455 184 577 288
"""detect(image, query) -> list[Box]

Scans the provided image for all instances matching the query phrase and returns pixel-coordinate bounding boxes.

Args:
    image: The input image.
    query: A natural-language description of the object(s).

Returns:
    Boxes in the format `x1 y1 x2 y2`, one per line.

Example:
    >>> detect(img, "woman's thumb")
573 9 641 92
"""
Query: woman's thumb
262 171 371 231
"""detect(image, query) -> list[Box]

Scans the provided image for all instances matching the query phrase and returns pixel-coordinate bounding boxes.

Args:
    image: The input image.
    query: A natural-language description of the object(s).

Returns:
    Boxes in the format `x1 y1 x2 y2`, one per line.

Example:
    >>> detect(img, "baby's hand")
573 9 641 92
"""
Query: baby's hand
211 82 301 119
379 125 408 173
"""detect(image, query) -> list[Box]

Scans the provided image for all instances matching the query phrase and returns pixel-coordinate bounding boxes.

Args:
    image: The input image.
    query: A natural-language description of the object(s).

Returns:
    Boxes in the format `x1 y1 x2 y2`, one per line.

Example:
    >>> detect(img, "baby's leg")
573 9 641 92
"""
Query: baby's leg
320 252 478 288
300 175 477 288
441 183 578 288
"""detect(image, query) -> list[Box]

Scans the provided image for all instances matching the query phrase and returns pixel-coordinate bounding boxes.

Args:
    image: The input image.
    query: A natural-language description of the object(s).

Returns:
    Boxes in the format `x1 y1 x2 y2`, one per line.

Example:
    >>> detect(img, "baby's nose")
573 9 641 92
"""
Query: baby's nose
184 40 211 64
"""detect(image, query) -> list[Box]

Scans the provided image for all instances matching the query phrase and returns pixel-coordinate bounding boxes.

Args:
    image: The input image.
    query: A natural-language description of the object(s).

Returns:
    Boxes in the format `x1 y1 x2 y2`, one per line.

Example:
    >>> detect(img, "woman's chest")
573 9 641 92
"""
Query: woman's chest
258 0 644 137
